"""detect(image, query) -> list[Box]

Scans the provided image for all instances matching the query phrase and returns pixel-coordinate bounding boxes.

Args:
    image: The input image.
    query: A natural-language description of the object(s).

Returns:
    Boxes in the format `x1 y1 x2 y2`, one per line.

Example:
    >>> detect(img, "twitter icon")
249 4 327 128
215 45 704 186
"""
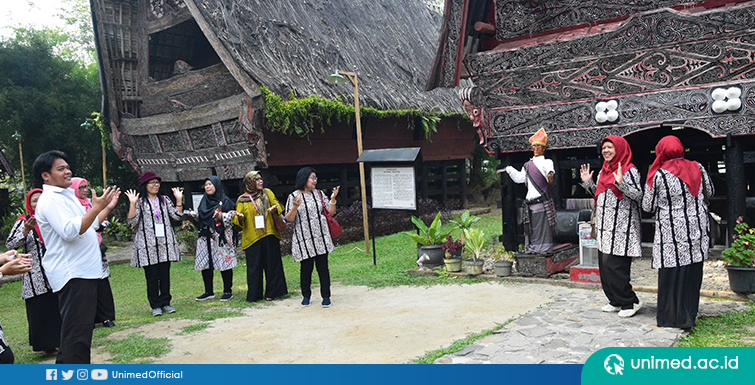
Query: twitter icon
61 370 74 380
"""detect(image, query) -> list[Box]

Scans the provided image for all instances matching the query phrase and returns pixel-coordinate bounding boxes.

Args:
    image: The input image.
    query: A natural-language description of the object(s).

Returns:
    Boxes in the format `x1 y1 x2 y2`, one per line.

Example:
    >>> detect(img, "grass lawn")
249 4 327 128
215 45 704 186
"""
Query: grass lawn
0 210 503 364
678 302 755 347
2 209 753 363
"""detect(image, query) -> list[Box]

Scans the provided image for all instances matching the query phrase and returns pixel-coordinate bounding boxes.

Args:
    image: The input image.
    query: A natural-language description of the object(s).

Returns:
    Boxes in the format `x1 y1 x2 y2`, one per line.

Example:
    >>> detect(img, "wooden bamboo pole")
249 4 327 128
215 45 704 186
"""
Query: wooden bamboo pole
17 138 25 196
339 71 370 254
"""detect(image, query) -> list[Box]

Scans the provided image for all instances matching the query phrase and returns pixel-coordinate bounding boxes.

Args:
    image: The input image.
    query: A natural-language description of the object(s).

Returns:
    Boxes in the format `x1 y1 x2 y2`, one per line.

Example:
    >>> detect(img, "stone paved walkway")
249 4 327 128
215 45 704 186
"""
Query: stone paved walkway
434 288 750 364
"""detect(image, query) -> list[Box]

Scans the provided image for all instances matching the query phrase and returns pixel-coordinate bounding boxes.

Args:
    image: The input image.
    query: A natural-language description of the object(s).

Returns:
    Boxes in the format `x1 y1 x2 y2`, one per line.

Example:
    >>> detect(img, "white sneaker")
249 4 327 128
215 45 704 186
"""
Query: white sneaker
618 301 643 318
602 304 621 312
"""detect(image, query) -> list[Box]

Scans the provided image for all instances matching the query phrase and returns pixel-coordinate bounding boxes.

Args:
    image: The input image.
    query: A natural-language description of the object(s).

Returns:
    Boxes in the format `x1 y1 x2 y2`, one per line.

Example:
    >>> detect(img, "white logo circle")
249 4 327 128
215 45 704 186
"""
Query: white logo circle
604 354 625 375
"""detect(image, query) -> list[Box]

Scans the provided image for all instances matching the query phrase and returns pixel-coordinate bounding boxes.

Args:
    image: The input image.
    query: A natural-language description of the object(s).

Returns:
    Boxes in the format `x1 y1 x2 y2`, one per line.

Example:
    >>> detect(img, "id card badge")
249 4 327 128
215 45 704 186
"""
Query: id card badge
254 215 265 229
154 223 166 237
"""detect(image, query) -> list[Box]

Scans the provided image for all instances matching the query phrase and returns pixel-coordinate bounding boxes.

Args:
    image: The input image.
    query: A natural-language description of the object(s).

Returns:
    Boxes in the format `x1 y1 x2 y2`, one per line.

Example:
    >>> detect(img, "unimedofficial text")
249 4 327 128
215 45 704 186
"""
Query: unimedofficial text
111 370 184 379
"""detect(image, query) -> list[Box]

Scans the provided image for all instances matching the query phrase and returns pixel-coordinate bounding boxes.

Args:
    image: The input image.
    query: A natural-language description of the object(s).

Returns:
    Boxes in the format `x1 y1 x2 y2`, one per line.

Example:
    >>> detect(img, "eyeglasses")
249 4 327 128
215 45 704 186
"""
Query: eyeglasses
254 177 263 182
78 185 88 190
148 181 161 186
309 176 318 181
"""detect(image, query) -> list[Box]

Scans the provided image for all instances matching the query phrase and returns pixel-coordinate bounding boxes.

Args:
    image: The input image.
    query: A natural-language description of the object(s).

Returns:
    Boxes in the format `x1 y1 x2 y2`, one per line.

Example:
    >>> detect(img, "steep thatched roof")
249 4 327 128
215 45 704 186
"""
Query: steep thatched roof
191 0 462 113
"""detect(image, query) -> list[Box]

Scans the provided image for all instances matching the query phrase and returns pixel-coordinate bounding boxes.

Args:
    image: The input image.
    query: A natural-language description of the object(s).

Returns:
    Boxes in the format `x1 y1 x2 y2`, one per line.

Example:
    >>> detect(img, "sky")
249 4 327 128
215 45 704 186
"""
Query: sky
0 1 70 38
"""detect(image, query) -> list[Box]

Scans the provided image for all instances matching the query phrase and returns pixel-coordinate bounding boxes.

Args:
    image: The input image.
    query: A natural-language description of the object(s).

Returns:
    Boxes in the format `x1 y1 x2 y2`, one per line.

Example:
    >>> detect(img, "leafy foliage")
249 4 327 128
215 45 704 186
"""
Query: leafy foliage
449 210 480 243
441 235 463 258
721 217 755 268
404 212 454 246
489 244 515 262
463 228 487 261
260 86 457 140
175 221 198 255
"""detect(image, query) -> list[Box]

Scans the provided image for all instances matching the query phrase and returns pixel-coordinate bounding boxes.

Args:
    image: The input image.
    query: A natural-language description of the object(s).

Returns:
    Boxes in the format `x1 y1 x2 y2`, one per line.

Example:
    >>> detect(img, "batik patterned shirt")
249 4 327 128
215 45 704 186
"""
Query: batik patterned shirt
581 166 643 257
642 163 714 269
5 219 52 299
127 196 182 267
285 190 335 262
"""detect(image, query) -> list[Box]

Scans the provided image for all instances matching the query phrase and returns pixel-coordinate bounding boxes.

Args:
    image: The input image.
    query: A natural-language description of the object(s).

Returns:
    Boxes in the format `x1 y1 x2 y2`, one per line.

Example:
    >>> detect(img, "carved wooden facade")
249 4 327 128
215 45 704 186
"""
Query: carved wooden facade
92 0 475 206
429 0 755 249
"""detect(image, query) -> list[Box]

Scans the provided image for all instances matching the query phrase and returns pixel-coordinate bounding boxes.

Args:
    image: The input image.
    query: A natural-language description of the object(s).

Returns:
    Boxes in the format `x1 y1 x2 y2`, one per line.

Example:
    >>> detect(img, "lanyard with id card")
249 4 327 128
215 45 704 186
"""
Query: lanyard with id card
155 223 166 237
148 197 166 237
249 193 267 232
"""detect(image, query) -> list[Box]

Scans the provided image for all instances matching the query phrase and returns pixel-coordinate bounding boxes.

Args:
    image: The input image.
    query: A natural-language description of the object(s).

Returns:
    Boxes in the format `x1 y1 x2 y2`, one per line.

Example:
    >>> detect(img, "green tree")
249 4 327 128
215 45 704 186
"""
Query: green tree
0 27 101 187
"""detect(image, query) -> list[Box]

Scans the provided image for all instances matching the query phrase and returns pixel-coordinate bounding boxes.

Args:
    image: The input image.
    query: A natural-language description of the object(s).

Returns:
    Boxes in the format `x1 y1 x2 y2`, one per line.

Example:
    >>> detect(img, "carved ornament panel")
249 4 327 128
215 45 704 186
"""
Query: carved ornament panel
494 0 698 42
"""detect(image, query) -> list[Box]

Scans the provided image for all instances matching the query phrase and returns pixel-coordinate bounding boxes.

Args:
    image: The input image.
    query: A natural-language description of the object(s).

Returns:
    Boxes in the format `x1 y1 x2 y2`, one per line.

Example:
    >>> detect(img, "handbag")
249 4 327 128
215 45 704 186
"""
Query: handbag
317 190 342 238
272 213 288 233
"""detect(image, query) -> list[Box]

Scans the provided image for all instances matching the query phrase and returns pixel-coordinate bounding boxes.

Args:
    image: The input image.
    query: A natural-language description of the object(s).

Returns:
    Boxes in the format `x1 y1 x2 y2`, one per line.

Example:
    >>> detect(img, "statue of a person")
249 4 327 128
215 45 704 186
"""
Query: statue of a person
497 128 556 253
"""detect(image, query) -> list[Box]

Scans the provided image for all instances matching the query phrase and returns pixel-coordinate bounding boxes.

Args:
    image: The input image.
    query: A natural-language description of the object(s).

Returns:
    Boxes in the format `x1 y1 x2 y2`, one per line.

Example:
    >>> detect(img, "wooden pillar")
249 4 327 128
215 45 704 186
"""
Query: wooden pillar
550 150 562 208
182 181 193 210
500 153 517 252
421 162 429 199
460 159 468 209
441 161 448 204
340 165 348 208
726 134 746 244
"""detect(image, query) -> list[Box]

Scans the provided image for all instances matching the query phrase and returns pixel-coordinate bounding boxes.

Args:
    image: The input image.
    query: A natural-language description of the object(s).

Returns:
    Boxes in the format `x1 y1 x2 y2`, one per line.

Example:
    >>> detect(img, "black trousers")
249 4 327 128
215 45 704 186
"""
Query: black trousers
201 269 233 294
143 262 172 309
56 278 98 364
94 278 116 323
246 235 288 302
26 291 62 351
657 262 704 329
300 253 330 299
0 347 13 364
0 322 14 364
598 251 639 310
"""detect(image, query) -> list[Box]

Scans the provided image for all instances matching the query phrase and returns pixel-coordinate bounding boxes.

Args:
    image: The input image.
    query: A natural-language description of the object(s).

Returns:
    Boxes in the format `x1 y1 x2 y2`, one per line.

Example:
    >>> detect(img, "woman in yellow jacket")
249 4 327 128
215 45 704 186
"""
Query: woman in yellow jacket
232 171 288 302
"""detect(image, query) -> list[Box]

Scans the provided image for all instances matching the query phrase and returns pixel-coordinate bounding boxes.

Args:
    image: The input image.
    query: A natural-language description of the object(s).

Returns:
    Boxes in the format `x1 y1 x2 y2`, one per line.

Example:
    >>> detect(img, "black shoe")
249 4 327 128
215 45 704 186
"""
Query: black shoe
102 320 116 328
195 292 215 301
220 292 233 301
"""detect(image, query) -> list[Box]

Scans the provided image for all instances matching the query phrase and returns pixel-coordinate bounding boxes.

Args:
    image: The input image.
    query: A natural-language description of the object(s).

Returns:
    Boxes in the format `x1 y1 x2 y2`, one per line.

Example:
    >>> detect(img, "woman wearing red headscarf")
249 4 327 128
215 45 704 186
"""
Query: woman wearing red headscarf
642 135 713 329
5 189 62 355
70 178 116 328
580 135 643 318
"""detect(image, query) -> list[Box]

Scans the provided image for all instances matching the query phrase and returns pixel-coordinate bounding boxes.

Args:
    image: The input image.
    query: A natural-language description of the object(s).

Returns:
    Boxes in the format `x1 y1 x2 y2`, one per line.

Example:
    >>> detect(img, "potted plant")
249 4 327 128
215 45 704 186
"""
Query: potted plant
491 244 515 277
449 210 480 244
118 223 134 242
104 217 120 241
463 228 486 275
404 212 454 267
721 217 755 294
441 236 463 272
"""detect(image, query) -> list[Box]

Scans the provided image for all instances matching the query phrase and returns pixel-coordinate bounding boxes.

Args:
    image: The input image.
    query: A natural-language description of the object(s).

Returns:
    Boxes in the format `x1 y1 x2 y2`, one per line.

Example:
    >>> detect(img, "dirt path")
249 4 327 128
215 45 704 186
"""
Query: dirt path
93 282 562 364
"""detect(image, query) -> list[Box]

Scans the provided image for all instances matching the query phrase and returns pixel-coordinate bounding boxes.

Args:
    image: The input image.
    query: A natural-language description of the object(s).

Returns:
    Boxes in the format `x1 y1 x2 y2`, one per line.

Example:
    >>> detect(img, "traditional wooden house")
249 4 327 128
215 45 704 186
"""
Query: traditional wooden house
91 0 475 207
429 0 755 250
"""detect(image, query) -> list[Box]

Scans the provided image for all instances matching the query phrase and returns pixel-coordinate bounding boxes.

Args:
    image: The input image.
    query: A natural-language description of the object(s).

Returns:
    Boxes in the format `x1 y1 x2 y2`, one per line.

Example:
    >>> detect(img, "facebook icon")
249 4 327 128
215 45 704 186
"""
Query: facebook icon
46 369 57 380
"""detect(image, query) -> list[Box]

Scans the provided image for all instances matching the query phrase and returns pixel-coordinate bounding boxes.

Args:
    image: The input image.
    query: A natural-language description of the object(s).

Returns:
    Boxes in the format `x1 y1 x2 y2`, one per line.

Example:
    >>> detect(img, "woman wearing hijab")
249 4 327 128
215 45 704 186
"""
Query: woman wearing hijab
194 176 239 302
125 172 184 316
285 167 340 308
70 178 116 328
580 136 643 318
232 171 288 302
642 135 714 329
5 189 61 356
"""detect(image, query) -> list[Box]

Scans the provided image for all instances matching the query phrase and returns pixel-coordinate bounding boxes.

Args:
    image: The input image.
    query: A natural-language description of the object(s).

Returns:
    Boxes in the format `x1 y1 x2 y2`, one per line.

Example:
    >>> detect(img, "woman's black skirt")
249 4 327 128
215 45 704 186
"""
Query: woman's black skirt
657 262 704 329
25 292 62 352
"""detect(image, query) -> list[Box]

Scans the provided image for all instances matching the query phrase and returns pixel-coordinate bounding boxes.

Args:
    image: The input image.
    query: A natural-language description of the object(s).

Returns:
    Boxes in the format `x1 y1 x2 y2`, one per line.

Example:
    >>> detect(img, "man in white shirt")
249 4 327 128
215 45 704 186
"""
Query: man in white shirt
32 150 120 364
497 128 556 253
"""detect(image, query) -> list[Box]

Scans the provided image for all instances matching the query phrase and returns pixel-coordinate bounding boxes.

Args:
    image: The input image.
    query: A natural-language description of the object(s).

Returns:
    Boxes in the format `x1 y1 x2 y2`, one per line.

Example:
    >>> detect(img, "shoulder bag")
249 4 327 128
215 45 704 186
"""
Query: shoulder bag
317 190 342 238
264 189 288 234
